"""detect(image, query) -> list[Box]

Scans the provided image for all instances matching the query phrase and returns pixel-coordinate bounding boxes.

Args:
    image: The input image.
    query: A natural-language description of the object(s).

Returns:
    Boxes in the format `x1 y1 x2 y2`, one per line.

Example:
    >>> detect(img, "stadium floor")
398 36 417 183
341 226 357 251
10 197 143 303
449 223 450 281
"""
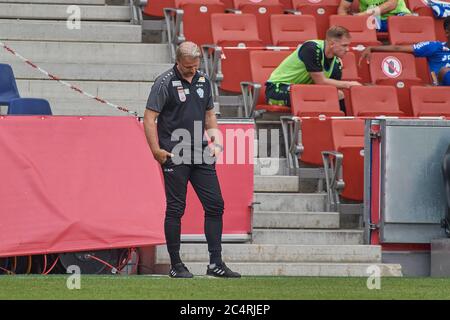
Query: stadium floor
1 275 450 300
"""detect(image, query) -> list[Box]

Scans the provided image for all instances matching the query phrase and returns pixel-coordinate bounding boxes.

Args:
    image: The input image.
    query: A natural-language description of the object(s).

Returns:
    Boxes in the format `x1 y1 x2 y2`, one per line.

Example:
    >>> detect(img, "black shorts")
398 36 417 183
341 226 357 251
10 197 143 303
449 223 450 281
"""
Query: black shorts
265 82 291 107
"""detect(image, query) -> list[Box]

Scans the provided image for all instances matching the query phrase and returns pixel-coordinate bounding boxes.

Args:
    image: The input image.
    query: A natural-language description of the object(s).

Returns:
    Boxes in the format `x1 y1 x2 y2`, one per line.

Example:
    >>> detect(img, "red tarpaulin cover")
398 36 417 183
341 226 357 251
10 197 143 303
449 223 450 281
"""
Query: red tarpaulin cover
0 116 166 257
0 116 254 257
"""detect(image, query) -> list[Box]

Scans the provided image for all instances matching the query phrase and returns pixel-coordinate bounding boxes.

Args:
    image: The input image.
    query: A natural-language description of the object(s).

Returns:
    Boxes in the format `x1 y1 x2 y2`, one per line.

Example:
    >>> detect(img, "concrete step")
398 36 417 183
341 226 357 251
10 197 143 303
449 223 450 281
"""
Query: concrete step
153 262 403 277
13 79 151 116
7 61 172 81
254 175 299 193
155 244 382 263
0 20 141 42
254 157 288 176
0 0 105 4
252 229 364 245
16 80 151 99
254 192 326 212
253 211 339 229
16 99 145 116
0 41 170 64
0 4 129 20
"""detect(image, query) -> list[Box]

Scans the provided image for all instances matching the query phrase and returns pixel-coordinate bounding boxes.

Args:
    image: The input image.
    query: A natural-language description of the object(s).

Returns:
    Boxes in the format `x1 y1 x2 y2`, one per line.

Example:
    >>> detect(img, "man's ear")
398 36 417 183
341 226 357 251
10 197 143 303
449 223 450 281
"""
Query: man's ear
328 39 335 48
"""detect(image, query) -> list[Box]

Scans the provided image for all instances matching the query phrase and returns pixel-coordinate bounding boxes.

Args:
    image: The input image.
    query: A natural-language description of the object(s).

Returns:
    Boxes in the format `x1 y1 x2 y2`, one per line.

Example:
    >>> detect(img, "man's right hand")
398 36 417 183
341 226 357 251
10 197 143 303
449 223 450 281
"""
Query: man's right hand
358 47 372 67
345 81 363 89
154 149 174 165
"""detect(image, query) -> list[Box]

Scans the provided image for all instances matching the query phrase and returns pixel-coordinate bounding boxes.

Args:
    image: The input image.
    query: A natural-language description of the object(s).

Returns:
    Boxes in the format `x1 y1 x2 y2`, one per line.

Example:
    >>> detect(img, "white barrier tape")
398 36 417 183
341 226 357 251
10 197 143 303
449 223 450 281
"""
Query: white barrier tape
0 42 138 116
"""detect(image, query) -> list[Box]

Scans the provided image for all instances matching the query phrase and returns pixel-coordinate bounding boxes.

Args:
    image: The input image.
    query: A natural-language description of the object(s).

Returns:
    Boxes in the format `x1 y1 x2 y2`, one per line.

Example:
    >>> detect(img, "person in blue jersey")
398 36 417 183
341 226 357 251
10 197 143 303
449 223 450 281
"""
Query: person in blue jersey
359 16 450 85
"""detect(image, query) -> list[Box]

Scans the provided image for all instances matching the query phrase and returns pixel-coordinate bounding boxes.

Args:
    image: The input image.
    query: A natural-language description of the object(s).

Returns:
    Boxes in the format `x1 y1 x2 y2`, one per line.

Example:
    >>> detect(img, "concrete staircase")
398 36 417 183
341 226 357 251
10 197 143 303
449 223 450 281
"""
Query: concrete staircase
0 0 170 116
153 158 403 277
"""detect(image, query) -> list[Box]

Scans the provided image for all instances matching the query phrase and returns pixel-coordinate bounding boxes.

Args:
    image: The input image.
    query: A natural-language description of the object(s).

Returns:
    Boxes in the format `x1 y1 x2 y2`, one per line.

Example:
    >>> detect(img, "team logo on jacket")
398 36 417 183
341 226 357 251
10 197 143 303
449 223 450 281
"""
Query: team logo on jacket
196 88 204 98
177 86 186 102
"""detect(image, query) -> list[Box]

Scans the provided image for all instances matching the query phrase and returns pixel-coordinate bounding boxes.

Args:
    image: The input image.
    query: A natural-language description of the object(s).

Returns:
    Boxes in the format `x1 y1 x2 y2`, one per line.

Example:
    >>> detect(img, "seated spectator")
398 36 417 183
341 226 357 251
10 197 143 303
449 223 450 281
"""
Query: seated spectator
337 0 411 32
359 16 450 85
265 26 362 113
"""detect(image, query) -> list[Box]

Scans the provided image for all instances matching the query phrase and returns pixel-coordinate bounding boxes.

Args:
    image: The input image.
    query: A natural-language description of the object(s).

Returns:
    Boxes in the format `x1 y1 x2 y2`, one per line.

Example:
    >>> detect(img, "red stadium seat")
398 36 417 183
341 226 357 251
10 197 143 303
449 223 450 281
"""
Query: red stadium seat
300 118 365 201
329 15 382 83
369 52 424 115
211 13 264 93
406 0 448 41
143 0 174 17
341 52 360 81
279 0 293 9
233 0 284 45
388 15 437 45
247 50 292 113
340 52 361 115
330 119 365 201
290 84 345 116
292 0 340 39
388 15 436 85
270 14 318 46
350 85 404 116
350 0 360 12
329 15 381 47
175 0 226 46
220 0 234 9
301 118 335 165
410 86 450 116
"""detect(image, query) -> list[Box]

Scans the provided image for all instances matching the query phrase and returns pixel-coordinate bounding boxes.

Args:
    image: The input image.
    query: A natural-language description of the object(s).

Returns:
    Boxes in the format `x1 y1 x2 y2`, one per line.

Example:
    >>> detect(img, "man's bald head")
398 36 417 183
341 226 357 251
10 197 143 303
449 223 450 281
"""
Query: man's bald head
175 42 201 79
176 41 201 62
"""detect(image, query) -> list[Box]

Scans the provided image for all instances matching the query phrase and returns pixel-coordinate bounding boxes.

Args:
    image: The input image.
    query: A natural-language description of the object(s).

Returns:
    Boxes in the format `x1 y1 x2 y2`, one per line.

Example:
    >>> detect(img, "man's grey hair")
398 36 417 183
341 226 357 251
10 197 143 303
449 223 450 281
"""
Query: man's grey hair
176 41 202 61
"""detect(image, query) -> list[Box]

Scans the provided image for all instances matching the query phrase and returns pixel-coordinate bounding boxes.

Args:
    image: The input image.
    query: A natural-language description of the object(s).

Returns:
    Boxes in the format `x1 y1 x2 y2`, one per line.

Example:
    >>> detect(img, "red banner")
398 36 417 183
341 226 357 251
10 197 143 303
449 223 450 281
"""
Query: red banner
0 117 254 257
182 122 254 238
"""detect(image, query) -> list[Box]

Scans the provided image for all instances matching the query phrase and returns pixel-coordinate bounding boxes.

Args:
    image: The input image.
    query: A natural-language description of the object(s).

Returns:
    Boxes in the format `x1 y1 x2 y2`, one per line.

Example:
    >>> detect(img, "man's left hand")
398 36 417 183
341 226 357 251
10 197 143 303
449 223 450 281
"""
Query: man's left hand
209 143 223 158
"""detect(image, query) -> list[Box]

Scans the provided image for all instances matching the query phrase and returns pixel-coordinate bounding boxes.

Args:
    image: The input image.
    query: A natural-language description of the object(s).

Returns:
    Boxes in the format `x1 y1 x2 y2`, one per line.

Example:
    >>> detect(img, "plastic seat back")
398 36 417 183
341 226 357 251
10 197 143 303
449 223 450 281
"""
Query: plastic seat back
290 84 345 117
350 85 404 117
292 0 340 39
8 98 52 115
176 0 226 46
211 13 263 93
0 64 20 106
329 15 381 47
410 86 450 117
388 15 437 45
270 14 318 47
233 0 284 45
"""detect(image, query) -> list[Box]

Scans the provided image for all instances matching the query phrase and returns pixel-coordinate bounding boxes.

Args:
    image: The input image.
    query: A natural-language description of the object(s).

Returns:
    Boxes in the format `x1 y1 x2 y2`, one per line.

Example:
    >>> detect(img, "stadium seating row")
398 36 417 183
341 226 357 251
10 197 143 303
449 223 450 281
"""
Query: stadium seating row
242 50 441 116
150 0 448 44
290 84 450 117
199 13 442 94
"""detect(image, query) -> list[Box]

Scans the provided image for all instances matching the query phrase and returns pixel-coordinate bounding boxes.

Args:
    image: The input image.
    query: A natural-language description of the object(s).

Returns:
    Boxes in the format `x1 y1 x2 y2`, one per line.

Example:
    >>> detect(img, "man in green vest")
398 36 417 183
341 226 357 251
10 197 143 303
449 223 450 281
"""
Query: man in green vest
265 26 362 112
337 0 411 32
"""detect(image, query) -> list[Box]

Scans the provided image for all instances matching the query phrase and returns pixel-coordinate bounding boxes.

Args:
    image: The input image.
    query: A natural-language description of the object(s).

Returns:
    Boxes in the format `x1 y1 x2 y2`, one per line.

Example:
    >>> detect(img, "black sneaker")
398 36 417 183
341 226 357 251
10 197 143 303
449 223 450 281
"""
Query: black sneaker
206 263 241 278
169 263 193 278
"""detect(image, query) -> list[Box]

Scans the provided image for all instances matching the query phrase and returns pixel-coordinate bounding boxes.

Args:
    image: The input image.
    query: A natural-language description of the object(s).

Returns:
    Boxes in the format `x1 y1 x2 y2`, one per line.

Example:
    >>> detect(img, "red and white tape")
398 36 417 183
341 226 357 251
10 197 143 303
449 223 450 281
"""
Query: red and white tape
0 41 138 116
